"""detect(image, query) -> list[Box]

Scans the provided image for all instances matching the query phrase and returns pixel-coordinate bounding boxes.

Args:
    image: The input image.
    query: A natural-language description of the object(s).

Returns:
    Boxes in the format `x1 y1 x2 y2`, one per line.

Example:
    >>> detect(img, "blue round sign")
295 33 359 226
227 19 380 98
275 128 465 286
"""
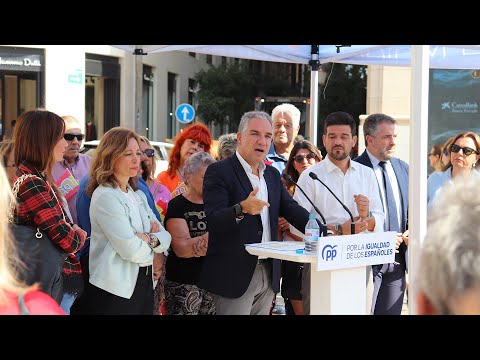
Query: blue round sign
175 103 195 124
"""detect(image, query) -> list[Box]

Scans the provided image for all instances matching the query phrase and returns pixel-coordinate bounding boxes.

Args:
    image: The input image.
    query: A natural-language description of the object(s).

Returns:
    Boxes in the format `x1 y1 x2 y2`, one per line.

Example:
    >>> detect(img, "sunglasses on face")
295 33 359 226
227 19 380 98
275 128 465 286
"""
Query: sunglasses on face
450 144 479 156
143 149 155 158
64 133 84 141
294 153 316 163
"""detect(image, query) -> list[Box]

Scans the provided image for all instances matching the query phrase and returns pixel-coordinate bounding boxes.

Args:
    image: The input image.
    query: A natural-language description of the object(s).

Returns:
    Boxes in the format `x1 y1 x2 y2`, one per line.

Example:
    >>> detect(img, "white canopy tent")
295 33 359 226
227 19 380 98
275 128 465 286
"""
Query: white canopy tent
114 45 480 314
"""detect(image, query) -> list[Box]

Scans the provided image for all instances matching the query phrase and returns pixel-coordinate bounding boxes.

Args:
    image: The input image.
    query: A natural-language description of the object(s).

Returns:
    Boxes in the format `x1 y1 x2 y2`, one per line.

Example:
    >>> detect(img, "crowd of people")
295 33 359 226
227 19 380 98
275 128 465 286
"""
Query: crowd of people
0 104 479 315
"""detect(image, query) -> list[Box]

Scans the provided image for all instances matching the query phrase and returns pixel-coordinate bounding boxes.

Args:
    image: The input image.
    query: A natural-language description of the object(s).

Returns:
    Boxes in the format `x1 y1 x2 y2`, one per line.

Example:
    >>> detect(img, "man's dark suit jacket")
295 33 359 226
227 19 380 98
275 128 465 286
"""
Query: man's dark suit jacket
199 154 315 299
353 150 409 267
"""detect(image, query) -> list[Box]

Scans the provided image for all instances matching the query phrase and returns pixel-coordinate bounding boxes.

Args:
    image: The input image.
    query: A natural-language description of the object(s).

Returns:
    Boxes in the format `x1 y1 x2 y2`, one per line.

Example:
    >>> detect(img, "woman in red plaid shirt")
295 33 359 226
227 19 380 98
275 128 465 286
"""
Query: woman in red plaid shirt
12 110 87 306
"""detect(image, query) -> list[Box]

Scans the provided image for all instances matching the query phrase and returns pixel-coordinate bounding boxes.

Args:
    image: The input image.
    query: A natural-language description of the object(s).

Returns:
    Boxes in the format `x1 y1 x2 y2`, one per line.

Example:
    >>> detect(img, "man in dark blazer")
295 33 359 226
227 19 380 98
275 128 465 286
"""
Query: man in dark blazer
354 113 409 315
199 110 323 315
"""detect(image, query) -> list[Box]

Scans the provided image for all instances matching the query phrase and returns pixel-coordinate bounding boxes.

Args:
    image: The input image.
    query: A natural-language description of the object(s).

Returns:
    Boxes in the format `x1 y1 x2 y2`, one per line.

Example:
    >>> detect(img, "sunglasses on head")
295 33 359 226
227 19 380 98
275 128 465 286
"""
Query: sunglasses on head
64 133 84 141
294 153 316 163
450 144 479 156
143 149 155 158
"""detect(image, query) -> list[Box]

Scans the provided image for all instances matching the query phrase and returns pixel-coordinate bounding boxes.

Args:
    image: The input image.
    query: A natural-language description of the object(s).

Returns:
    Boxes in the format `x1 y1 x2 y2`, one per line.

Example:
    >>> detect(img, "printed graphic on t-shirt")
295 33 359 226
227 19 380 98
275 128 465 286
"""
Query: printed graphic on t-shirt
55 169 79 200
185 209 207 238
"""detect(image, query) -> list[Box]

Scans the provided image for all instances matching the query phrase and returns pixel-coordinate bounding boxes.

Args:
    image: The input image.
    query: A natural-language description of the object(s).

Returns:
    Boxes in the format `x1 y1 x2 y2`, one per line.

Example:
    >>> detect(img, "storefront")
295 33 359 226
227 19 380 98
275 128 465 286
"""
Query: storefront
0 46 45 140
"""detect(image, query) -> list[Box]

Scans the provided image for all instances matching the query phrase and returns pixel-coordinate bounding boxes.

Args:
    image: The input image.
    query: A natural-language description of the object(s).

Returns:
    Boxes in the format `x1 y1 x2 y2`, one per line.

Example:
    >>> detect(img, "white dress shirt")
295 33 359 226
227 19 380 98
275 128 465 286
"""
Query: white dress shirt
294 155 384 232
236 151 271 246
366 149 402 230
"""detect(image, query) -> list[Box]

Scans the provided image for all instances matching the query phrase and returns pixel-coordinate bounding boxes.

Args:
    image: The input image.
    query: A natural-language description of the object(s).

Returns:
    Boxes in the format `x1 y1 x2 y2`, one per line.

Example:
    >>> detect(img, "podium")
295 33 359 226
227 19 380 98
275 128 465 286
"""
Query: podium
245 231 396 315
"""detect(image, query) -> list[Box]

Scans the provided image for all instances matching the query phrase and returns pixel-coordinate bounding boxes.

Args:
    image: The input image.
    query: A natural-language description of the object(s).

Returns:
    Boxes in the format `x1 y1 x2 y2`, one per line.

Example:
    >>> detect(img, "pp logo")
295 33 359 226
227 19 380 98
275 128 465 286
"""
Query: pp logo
321 244 338 261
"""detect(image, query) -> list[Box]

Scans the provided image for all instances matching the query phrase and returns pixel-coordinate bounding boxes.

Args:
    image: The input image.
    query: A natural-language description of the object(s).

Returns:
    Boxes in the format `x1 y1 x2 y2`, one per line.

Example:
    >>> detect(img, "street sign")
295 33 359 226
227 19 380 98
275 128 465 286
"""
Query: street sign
175 103 195 124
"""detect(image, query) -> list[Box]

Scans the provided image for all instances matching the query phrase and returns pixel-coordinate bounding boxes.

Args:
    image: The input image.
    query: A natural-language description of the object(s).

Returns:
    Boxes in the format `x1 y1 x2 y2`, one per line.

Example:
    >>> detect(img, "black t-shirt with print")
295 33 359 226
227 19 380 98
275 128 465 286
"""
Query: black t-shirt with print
164 195 207 285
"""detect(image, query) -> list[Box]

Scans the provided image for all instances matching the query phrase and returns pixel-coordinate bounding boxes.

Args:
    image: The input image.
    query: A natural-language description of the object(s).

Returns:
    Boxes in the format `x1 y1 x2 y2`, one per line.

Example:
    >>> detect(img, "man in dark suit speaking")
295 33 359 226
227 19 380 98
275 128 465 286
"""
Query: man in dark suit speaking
199 111 323 315
354 113 409 315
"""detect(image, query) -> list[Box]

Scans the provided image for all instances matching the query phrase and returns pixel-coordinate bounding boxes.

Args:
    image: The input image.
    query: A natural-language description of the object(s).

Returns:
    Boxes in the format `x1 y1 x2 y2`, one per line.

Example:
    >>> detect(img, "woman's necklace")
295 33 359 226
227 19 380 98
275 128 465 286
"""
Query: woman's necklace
177 168 185 181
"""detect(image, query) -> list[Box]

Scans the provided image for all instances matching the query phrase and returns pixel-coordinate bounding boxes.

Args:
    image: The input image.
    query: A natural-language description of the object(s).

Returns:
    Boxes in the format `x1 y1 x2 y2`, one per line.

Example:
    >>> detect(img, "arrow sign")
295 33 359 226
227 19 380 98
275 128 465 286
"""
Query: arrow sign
175 103 195 124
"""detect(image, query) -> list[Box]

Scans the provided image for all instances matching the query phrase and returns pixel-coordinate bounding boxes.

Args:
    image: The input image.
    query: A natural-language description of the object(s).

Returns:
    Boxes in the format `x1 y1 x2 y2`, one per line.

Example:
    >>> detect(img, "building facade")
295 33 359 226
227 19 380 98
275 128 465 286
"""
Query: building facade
0 45 308 143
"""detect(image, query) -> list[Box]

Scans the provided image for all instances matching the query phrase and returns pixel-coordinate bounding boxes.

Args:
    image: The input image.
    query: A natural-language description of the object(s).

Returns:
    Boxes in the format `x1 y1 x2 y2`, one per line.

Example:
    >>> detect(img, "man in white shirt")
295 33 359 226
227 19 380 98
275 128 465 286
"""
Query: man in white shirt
200 111 323 315
294 111 384 315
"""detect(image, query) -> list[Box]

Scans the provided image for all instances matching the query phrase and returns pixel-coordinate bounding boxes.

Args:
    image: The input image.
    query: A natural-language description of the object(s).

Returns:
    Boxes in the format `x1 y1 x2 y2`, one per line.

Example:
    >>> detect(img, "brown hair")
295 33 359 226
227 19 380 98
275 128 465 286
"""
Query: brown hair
166 122 212 178
86 127 140 196
283 140 322 194
12 109 65 198
139 136 157 181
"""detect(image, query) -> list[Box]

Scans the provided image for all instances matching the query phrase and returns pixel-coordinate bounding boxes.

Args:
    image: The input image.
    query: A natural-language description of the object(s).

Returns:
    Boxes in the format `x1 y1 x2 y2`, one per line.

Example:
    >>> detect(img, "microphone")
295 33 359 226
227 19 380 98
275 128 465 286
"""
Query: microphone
282 173 327 236
308 171 356 235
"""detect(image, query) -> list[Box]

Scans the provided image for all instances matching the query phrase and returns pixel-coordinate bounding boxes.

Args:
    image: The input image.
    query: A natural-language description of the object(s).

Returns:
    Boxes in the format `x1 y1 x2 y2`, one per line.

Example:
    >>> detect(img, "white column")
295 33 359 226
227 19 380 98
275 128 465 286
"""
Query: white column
408 45 430 315
44 46 85 132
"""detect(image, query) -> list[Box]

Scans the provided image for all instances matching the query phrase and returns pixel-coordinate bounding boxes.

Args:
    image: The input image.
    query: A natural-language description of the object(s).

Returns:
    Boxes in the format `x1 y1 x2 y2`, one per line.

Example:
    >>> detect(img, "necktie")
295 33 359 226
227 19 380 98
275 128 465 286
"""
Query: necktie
378 161 400 232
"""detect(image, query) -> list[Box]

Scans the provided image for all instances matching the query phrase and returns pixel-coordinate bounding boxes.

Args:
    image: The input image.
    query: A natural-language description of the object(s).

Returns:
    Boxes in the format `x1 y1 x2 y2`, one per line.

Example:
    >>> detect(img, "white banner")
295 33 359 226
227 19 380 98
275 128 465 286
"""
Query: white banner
316 231 396 271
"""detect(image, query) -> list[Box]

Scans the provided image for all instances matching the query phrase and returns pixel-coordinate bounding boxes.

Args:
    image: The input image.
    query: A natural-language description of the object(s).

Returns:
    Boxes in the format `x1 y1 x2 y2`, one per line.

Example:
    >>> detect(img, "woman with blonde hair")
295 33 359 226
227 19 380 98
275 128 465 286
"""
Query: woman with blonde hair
427 131 480 207
0 165 65 314
85 127 171 314
0 140 16 186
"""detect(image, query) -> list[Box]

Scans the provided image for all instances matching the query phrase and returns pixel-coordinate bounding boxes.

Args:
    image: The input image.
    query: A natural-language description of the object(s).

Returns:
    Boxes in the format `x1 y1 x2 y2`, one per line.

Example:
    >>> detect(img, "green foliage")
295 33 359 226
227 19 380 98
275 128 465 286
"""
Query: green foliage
316 63 367 152
195 63 292 128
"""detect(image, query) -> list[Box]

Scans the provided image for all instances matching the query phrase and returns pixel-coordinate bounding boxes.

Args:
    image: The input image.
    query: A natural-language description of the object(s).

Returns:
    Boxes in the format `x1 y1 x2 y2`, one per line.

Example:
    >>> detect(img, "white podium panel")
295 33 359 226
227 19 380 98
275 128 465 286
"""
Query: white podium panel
245 232 396 315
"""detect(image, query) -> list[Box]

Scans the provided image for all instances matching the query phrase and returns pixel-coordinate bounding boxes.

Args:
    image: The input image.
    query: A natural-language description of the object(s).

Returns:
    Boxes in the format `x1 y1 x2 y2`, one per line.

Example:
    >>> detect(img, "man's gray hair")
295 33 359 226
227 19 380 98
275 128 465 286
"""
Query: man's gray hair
183 151 216 179
271 103 301 128
217 133 237 160
363 113 396 145
237 111 272 135
417 175 480 314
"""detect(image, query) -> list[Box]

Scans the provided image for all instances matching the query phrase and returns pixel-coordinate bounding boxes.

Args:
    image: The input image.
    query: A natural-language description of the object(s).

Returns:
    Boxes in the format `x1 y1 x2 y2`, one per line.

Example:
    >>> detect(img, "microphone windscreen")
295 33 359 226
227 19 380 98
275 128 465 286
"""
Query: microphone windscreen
309 172 317 180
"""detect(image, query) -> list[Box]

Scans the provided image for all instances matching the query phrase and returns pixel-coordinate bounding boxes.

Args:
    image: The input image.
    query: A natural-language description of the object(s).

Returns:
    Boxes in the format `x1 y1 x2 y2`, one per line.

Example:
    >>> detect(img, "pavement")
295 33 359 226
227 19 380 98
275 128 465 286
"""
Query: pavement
273 291 409 315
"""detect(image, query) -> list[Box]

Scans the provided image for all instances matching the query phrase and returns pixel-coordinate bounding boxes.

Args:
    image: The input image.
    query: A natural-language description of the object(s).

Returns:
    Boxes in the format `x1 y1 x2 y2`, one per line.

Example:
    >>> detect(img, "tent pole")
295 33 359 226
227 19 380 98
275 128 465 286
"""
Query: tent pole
408 45 430 315
309 45 320 147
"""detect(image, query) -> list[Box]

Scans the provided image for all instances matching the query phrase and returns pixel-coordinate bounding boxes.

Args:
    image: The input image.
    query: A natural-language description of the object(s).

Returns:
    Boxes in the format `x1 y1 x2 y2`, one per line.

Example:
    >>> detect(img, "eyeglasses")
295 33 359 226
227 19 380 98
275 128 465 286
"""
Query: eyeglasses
143 149 155 158
64 133 84 141
294 153 316 163
450 144 479 156
442 148 449 156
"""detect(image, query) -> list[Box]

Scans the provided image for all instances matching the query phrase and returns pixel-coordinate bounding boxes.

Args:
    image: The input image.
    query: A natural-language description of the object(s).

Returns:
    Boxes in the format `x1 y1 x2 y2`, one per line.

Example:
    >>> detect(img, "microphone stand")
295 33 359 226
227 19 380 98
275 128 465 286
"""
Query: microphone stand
282 173 328 236
308 172 355 235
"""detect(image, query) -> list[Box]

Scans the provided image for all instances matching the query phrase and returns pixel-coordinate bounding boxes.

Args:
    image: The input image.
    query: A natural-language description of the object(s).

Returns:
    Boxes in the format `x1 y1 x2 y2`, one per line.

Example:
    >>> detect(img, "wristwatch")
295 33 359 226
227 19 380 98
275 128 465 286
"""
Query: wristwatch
147 233 160 248
233 203 245 219
335 224 343 236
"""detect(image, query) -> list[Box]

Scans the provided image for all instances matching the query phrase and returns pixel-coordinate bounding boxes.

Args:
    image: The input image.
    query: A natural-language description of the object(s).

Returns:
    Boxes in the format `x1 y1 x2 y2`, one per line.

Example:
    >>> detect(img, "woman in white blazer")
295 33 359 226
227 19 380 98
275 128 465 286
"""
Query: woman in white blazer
85 127 171 314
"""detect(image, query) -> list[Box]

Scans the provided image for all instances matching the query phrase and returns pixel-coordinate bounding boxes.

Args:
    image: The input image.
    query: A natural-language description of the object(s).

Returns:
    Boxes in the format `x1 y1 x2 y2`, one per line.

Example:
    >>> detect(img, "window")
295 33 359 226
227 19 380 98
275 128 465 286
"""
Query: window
206 54 212 65
167 72 178 139
189 52 196 58
142 65 154 138
188 79 196 106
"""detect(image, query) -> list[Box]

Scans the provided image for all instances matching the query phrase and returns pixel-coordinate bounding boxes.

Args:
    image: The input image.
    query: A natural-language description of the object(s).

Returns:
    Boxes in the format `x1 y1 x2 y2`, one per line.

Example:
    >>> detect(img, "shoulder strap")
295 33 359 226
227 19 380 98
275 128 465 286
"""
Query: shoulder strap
18 293 30 315
8 174 42 224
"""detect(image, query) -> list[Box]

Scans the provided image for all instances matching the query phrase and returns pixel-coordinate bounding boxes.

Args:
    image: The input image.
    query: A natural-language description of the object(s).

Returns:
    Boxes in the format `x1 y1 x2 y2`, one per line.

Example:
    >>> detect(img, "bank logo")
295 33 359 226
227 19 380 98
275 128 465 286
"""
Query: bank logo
321 244 338 261
441 101 478 113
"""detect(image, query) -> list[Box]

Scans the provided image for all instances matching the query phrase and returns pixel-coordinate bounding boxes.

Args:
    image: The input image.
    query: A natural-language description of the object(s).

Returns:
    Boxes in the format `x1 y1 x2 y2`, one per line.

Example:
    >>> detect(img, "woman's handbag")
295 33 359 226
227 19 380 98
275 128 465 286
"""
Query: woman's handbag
8 174 68 304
